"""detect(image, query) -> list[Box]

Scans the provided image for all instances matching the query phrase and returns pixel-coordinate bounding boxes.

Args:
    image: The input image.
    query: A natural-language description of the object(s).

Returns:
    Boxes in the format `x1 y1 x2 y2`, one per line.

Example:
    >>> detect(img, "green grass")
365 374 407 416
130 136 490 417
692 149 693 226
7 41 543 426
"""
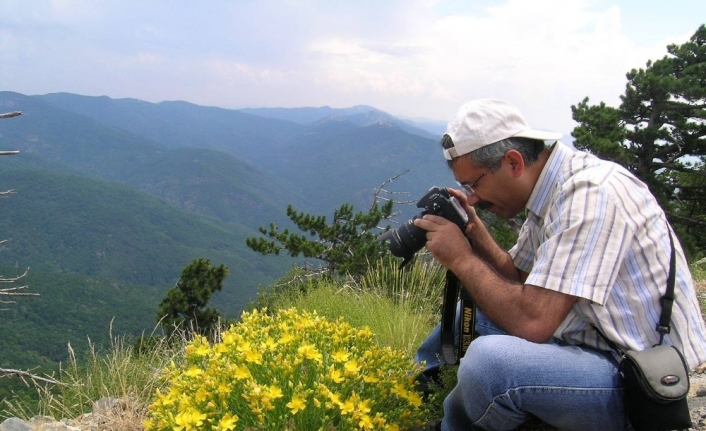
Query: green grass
2 330 184 425
271 256 445 356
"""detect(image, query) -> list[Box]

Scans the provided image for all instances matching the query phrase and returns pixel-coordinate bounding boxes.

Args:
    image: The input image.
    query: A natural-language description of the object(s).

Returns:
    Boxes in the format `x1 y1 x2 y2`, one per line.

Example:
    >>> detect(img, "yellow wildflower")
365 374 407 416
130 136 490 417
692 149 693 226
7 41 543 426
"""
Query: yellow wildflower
358 398 371 414
391 382 407 397
174 408 206 430
363 373 380 383
233 364 250 380
407 391 423 407
193 343 210 357
287 394 306 414
297 342 323 362
267 385 284 400
324 389 342 407
372 413 387 427
184 367 203 378
340 399 355 415
280 332 295 345
328 367 344 383
262 337 278 351
244 350 263 364
331 350 349 362
359 414 374 430
344 359 360 375
216 413 238 431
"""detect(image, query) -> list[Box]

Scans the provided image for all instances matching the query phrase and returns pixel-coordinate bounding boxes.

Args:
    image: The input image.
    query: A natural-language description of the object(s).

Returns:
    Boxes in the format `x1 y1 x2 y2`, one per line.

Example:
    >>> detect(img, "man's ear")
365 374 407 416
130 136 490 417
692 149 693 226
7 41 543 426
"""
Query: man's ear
504 150 525 177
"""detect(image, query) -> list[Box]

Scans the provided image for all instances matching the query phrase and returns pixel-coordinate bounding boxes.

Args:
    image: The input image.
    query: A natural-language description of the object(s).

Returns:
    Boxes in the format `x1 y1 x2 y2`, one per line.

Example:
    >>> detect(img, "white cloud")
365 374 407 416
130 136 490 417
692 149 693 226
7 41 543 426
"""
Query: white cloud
0 0 702 134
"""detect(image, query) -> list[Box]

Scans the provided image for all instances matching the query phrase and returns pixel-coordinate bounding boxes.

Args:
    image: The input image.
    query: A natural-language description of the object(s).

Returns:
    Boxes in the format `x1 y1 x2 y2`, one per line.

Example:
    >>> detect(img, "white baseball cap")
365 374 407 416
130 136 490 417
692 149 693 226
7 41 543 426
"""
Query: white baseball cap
442 99 563 160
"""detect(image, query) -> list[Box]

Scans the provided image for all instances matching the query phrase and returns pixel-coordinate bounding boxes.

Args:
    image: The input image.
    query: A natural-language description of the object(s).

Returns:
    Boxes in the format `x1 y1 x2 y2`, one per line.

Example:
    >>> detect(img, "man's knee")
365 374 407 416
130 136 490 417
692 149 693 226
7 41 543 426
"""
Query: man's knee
457 335 520 392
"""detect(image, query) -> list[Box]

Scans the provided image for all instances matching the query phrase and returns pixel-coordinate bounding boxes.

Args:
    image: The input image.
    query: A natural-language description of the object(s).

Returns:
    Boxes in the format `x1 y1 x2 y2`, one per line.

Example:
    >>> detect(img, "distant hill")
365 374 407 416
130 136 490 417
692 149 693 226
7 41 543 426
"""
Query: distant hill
0 92 308 229
34 92 309 163
26 92 451 216
0 90 455 376
239 105 440 139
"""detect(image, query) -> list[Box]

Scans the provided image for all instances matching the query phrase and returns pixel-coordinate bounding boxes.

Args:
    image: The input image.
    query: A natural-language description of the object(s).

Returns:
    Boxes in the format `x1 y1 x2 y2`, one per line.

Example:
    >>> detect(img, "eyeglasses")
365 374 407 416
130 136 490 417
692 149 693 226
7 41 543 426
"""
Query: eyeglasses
457 172 486 196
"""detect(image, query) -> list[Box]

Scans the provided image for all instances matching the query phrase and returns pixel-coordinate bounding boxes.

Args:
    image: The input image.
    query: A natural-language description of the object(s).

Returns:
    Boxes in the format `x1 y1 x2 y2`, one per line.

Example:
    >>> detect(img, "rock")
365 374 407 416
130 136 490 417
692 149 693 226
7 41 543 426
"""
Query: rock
0 417 33 431
92 397 125 414
37 422 79 431
27 418 53 427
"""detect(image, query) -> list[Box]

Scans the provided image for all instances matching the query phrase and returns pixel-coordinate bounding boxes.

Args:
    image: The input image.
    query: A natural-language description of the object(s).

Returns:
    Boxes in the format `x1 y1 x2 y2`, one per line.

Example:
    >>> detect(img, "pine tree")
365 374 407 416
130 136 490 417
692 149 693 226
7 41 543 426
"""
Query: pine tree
246 200 394 277
157 258 228 335
571 25 706 254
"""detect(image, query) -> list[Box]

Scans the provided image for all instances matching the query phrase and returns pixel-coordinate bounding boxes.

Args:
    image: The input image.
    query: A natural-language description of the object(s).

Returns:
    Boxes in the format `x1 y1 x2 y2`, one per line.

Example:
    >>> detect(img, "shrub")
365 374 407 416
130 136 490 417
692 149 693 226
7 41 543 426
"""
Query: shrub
144 308 427 431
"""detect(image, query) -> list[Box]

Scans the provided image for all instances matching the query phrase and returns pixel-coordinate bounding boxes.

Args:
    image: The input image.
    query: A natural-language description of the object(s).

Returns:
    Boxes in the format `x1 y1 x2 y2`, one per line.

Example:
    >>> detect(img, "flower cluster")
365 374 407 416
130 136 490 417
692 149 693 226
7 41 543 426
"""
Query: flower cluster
145 308 426 431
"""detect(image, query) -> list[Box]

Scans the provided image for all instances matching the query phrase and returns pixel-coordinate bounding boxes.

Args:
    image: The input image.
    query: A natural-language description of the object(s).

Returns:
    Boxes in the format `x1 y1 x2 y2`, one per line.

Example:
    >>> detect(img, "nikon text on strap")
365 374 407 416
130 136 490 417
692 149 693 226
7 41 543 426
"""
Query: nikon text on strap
440 269 477 365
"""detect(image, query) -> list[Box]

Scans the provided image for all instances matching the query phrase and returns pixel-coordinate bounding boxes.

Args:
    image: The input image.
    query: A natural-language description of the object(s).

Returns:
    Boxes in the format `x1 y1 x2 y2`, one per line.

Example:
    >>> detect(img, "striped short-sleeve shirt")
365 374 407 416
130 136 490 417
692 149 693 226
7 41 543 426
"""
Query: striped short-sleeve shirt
509 142 706 369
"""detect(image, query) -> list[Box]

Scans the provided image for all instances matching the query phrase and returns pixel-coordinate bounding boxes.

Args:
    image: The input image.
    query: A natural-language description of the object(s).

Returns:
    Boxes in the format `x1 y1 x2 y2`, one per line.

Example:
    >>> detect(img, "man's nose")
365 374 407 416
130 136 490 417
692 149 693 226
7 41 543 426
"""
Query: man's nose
465 193 482 206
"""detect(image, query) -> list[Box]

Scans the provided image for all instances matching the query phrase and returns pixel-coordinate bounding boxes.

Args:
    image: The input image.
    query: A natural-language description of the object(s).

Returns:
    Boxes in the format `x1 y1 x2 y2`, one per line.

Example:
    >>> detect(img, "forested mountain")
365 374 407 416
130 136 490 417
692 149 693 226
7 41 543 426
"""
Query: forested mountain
28 92 450 214
0 90 450 377
240 105 442 138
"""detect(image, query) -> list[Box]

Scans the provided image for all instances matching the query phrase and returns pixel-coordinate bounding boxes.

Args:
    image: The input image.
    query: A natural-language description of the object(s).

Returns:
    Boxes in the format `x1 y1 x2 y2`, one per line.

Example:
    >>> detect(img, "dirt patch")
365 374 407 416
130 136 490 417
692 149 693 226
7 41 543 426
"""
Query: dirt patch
696 280 706 295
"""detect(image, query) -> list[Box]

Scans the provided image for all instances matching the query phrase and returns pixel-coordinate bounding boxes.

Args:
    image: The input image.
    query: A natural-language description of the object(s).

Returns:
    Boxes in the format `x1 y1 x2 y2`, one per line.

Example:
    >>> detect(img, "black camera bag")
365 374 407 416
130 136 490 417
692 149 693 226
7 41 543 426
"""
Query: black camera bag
621 344 691 430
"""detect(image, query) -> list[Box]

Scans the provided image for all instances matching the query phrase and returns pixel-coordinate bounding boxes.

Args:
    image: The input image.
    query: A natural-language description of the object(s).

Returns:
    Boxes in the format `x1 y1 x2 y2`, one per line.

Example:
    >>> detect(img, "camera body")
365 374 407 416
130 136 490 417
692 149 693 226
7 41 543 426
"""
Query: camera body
378 186 469 267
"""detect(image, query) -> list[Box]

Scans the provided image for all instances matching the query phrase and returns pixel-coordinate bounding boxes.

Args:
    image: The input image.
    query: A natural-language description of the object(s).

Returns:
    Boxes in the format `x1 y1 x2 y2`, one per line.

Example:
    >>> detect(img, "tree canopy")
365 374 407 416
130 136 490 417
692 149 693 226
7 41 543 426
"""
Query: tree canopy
571 25 706 256
246 200 394 277
157 258 228 336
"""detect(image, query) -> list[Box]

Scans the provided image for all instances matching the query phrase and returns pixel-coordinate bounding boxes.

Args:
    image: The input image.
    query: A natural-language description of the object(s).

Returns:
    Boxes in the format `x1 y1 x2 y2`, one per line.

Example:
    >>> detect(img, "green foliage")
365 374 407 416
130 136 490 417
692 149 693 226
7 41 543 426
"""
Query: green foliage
145 308 428 431
0 169 287 314
157 258 228 336
246 200 395 277
478 209 522 251
690 261 706 283
0 266 162 367
571 25 706 255
571 99 629 165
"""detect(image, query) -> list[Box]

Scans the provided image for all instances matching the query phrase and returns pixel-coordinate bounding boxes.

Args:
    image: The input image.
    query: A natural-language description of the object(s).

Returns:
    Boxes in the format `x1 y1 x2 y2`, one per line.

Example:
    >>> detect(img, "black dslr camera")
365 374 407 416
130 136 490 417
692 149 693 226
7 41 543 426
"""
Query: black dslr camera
378 186 476 365
377 186 468 268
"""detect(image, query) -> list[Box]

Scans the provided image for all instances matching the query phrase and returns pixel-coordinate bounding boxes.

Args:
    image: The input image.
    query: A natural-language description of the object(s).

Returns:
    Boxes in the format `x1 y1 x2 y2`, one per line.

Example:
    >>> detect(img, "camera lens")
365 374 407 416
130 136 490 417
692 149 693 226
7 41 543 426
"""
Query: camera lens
377 215 429 265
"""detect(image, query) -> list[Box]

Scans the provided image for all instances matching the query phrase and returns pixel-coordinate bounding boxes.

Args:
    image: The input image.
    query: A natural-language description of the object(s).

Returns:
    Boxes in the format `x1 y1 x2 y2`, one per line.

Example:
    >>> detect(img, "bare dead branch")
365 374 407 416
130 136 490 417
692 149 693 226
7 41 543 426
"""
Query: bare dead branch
0 286 38 295
369 170 413 211
668 213 706 227
0 269 36 308
0 367 58 386
0 268 30 283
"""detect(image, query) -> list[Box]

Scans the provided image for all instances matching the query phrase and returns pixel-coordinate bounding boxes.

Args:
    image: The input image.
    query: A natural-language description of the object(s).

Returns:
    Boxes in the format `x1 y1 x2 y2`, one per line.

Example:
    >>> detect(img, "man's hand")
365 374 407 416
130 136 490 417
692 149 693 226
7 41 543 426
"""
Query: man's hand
413 214 473 270
447 187 484 237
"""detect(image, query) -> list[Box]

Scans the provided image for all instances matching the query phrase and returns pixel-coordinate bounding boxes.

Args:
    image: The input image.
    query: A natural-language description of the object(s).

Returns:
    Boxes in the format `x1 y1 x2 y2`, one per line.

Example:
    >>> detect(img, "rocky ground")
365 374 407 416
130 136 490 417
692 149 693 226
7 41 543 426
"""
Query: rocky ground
3 377 706 431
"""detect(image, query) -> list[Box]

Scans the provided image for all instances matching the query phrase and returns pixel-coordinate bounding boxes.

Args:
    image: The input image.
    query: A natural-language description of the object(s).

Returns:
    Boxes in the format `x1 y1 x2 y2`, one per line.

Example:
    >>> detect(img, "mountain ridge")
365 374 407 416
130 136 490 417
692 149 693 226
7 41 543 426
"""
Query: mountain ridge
0 90 452 375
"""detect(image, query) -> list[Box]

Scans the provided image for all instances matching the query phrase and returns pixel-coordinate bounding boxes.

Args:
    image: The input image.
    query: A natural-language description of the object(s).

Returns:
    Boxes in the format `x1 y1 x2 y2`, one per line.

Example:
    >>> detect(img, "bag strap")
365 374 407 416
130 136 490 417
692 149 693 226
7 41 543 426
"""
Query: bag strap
656 228 676 345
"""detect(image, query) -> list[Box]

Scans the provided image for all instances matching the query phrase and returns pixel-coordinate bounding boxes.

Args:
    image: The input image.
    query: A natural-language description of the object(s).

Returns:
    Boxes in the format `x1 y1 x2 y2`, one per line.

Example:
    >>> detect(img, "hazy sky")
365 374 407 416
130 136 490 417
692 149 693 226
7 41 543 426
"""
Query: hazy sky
1 0 704 135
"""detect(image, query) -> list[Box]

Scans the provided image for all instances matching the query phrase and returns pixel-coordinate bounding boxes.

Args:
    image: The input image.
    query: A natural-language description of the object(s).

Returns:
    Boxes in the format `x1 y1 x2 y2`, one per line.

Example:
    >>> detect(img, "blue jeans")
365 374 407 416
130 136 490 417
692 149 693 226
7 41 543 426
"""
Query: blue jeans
415 310 627 431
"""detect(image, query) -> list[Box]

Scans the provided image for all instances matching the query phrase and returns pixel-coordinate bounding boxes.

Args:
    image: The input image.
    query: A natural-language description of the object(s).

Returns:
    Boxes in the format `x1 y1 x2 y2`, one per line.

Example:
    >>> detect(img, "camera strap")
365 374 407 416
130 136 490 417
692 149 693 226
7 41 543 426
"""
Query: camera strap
440 270 477 365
